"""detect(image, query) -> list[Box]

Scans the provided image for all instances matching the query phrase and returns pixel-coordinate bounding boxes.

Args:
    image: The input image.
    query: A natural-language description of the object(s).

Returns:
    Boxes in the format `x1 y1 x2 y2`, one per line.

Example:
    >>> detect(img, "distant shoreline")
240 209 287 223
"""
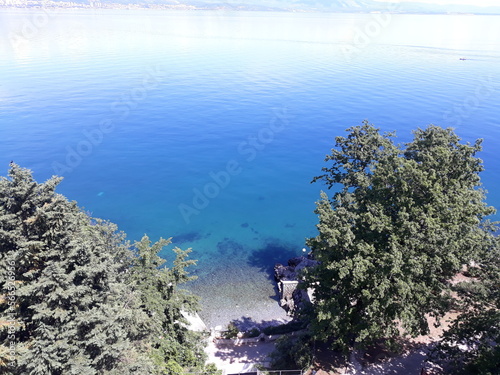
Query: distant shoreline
1 3 499 16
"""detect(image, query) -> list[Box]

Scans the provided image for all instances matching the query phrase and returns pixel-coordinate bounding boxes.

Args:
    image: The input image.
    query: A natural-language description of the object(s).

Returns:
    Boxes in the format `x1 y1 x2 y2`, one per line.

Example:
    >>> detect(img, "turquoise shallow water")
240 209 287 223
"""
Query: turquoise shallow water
1 9 499 325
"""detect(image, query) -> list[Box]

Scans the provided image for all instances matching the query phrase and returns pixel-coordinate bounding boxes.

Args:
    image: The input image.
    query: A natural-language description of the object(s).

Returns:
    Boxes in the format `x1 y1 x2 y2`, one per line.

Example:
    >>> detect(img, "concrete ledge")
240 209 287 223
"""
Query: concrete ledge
214 333 284 346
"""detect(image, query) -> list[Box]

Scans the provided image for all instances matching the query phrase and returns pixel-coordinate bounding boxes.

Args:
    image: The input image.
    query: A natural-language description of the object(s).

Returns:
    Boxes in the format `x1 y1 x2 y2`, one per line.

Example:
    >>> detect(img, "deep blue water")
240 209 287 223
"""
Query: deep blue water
1 9 499 324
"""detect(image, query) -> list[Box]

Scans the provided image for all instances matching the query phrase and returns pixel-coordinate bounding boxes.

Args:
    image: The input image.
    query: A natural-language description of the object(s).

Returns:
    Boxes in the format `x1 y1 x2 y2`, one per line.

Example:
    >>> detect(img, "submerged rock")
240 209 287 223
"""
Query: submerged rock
216 238 246 256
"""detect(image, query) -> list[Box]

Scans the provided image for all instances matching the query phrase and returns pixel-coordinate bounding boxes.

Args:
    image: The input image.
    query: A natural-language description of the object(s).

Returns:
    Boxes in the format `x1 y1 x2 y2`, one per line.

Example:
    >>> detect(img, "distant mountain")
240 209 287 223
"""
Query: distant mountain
199 0 500 14
166 0 500 14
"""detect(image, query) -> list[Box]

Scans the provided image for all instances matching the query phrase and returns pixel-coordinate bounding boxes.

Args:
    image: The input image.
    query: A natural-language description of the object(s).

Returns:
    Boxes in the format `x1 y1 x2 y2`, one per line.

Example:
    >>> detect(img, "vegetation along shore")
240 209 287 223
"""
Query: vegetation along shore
1 123 499 374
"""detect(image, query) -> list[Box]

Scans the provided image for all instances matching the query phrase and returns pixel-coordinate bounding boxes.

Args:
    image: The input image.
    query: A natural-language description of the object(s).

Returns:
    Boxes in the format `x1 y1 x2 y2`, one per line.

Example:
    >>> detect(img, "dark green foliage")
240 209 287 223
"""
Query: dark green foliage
0 164 153 374
0 164 214 375
203 363 222 375
262 321 307 335
269 331 314 370
304 122 498 352
433 237 499 374
222 322 239 339
129 235 207 373
245 328 261 338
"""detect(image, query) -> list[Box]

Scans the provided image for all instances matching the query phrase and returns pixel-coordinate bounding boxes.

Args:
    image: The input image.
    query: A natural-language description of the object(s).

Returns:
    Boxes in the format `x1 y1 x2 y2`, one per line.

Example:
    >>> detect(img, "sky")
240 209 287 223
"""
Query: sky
373 0 500 6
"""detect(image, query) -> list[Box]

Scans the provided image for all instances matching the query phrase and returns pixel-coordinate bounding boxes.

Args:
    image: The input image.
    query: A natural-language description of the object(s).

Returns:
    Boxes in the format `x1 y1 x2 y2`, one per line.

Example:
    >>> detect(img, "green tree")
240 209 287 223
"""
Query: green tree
0 164 153 374
129 235 208 374
304 122 498 352
269 332 314 370
433 236 499 374
0 164 218 375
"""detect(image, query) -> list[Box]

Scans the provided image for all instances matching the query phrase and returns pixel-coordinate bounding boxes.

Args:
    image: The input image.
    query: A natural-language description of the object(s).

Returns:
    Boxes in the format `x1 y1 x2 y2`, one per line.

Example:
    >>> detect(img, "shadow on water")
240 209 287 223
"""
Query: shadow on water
217 237 248 257
171 231 210 245
247 240 300 279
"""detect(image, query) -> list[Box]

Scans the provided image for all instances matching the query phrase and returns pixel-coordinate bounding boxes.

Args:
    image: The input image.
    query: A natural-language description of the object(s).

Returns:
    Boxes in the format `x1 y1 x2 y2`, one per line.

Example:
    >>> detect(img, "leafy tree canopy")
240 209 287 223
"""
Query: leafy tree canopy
0 164 213 374
433 237 499 374
304 122 498 353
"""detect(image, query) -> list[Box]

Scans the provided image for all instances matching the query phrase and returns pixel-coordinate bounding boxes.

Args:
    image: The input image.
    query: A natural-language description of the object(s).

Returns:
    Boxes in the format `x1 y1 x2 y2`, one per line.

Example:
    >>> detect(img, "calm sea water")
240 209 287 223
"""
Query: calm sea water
1 9 499 325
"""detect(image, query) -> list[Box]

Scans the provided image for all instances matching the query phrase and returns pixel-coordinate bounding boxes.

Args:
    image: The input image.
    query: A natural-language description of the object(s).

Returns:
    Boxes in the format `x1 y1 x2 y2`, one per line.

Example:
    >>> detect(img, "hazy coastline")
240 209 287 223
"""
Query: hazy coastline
1 0 500 15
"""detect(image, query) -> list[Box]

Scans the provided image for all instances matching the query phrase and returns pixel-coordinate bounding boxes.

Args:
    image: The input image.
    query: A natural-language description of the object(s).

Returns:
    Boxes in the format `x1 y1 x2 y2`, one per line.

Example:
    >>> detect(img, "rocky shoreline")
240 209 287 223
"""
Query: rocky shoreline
186 253 319 336
274 255 319 315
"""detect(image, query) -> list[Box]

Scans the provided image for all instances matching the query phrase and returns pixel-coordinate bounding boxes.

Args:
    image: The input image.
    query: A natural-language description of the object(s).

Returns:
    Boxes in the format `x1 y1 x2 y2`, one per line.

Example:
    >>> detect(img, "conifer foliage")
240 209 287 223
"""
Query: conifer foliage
0 164 209 374
304 122 498 352
0 164 152 374
129 235 206 373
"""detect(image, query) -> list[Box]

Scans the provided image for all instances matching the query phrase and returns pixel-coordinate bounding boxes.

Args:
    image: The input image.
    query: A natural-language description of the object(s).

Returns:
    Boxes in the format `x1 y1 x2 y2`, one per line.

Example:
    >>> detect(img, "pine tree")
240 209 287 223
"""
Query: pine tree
129 235 207 374
0 164 153 374
304 123 498 352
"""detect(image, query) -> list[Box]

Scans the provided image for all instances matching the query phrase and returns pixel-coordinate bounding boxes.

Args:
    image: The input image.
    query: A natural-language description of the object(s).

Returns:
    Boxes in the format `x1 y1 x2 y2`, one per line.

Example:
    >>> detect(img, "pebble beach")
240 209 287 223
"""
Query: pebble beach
188 258 293 330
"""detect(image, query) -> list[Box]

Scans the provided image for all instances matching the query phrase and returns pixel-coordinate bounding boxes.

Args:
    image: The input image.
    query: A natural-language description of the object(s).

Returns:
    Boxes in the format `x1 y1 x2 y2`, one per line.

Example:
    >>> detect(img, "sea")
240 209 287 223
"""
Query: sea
1 8 499 326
